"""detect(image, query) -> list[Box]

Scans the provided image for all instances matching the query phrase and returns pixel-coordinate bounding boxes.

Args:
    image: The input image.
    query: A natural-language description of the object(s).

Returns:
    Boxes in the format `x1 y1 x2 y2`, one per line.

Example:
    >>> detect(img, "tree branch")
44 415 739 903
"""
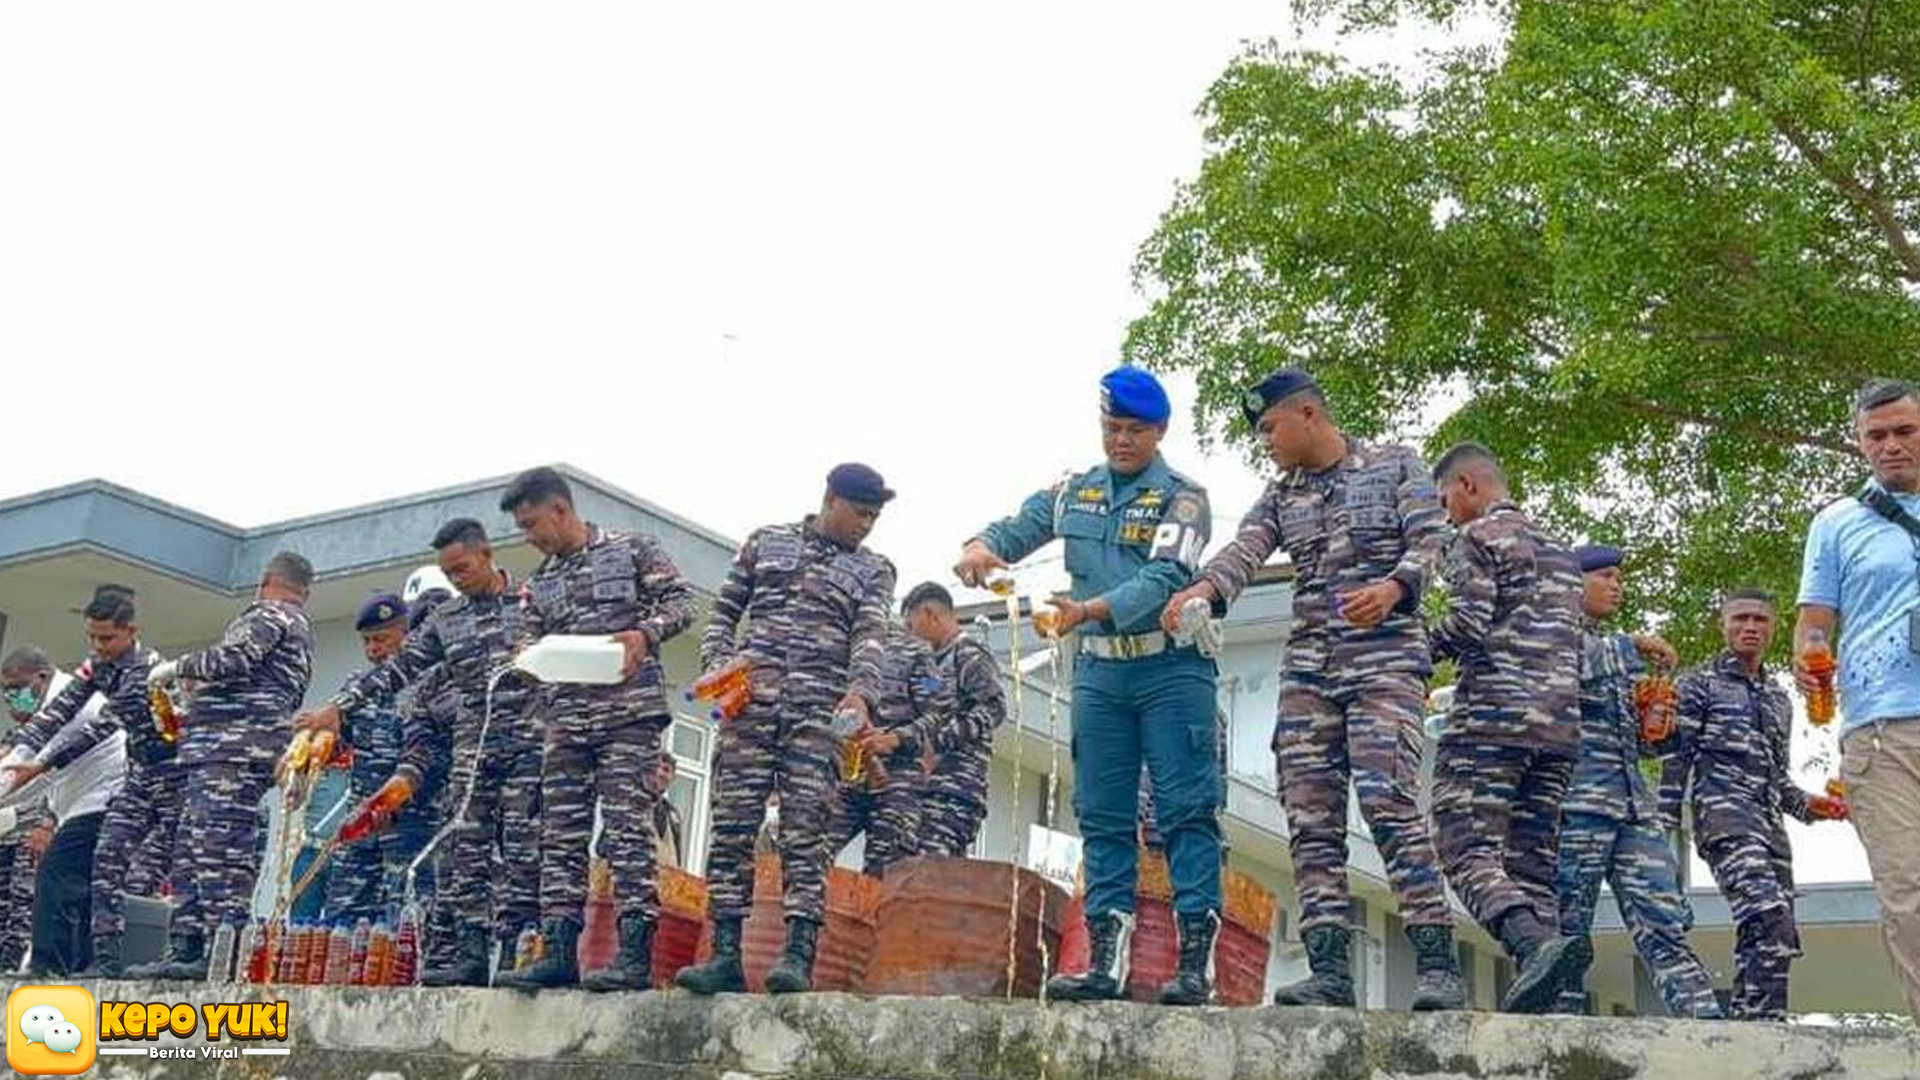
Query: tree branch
1615 394 1853 456
1769 111 1920 283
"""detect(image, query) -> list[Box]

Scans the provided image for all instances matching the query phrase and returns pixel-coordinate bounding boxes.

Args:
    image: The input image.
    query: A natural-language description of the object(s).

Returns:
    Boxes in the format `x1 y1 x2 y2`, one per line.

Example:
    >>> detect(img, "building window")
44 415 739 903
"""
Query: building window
669 713 714 871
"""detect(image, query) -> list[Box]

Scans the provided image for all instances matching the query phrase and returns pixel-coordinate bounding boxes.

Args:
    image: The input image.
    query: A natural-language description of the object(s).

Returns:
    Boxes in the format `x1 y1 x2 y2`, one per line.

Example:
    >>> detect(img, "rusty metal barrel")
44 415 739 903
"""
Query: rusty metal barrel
693 852 877 991
1054 852 1275 1005
861 857 1069 998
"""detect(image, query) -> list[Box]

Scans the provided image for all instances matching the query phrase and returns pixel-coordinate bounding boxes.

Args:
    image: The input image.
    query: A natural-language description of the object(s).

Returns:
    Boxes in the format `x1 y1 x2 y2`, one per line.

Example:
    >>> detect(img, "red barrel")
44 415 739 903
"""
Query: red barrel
693 853 876 991
862 857 1069 998
1050 853 1274 1006
653 866 709 988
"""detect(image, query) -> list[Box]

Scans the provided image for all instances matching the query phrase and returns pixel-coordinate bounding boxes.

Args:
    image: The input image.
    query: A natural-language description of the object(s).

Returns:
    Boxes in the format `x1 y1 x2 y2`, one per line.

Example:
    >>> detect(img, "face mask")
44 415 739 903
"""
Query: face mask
4 685 40 715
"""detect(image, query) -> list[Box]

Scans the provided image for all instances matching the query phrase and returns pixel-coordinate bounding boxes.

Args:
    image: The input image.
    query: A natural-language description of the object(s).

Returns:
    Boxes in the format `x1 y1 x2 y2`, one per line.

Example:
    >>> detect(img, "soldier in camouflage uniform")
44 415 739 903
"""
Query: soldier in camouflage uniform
1 648 65 973
831 622 953 877
297 519 539 986
1665 589 1848 1021
679 463 897 996
897 583 1008 858
1165 367 1463 1010
1553 546 1722 1018
136 552 315 980
322 593 444 925
1424 443 1584 1014
0 590 175 977
959 367 1224 1008
496 468 696 992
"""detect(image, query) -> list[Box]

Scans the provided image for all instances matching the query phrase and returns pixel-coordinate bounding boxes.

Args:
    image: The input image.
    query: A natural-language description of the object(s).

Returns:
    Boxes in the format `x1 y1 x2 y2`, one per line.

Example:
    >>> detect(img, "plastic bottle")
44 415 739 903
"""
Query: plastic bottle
324 921 353 985
686 658 750 702
831 708 866 783
207 919 237 986
365 923 395 986
1805 630 1838 726
514 924 540 972
234 920 259 984
1635 675 1678 743
710 681 752 722
149 685 183 743
280 922 307 985
393 906 422 986
349 918 372 985
306 921 331 984
339 778 415 843
244 920 272 983
513 635 627 685
984 571 1016 597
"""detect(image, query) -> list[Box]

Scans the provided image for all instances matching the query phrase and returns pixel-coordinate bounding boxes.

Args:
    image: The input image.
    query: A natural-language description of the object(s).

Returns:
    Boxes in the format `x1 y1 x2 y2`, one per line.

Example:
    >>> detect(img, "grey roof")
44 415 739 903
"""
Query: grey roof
0 464 740 595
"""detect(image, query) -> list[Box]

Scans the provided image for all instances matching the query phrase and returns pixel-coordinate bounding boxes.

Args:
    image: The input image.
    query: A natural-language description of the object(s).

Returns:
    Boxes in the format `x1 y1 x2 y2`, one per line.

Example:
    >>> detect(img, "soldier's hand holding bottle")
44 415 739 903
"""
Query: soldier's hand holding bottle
953 541 1009 589
1631 635 1680 672
293 703 345 738
1161 582 1219 635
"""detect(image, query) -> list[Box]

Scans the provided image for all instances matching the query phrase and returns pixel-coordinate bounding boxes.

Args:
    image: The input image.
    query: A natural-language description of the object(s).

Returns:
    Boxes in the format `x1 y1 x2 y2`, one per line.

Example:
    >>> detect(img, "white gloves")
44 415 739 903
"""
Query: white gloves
146 661 179 689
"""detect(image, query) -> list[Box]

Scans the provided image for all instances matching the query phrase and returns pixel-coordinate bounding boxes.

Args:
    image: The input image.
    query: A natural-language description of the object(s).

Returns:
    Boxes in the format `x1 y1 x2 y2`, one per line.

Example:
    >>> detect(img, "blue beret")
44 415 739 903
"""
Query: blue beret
1241 367 1319 428
1099 365 1171 425
1576 545 1625 573
409 588 454 630
827 462 895 506
355 593 409 633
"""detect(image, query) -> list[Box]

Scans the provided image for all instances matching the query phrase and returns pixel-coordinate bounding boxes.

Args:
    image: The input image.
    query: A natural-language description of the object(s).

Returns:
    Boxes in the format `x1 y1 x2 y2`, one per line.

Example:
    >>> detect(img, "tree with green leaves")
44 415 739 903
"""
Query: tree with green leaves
1128 0 1920 659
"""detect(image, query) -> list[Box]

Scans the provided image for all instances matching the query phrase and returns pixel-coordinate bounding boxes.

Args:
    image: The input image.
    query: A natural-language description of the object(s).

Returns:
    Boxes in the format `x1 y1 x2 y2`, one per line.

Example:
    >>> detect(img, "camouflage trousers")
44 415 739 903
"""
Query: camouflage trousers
0 806 51 970
539 711 666 923
1276 672 1451 931
167 762 274 942
917 790 986 859
1702 832 1799 1021
91 758 186 940
706 702 837 923
428 743 541 948
1432 739 1574 939
828 755 923 878
1556 812 1719 1017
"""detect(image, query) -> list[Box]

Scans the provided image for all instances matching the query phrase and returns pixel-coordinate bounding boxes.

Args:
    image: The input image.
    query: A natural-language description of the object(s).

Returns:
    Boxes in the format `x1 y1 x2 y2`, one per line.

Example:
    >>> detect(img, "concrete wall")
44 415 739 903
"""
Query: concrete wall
22 983 1919 1080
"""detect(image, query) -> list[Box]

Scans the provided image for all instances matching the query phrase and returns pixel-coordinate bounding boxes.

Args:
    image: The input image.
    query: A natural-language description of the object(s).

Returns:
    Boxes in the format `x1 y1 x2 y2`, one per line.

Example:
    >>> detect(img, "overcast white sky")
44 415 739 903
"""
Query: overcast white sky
0 3 1866 883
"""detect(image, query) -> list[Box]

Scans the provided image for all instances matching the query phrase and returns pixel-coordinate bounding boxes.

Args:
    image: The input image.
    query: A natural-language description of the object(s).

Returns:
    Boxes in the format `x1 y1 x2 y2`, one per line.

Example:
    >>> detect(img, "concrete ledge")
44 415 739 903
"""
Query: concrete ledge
14 981 1920 1080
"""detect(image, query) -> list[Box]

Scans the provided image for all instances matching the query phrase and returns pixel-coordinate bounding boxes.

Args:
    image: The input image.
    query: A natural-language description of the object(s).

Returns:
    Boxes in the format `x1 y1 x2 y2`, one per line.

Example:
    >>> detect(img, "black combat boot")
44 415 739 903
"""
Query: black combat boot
84 934 126 979
1046 911 1133 1002
1271 924 1355 1007
1158 910 1220 1006
1496 907 1581 1014
420 927 490 987
500 918 580 990
763 917 821 994
582 914 656 992
675 918 747 995
1406 924 1468 1011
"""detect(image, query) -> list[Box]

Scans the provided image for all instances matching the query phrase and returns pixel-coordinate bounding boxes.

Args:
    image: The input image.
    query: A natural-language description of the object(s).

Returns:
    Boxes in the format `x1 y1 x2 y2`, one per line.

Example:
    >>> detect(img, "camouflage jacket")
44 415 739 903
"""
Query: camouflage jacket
921 631 1007 804
700 517 895 710
1565 627 1662 821
1662 651 1810 845
11 644 169 768
521 524 695 722
1429 502 1581 755
176 599 314 766
1200 439 1447 677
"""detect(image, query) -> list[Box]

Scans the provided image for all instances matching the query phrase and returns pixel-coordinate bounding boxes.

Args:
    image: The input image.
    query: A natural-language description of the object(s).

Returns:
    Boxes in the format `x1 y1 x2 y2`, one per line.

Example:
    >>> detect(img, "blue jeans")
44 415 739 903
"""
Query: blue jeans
1072 645 1223 916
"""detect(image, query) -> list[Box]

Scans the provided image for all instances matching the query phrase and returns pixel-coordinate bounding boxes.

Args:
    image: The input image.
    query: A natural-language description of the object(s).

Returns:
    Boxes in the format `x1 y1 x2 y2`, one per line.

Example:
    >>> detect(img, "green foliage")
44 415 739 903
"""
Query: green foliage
1130 0 1920 660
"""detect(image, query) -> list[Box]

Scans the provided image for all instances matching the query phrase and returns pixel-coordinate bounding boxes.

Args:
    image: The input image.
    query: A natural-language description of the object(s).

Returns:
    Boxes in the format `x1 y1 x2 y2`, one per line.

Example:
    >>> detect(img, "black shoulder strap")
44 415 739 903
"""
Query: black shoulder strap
1859 483 1920 544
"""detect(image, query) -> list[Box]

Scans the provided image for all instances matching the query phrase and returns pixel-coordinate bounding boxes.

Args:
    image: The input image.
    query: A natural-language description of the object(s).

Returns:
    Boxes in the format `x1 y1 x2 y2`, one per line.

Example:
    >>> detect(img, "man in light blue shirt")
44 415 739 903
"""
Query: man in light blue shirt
1796 377 1920 1023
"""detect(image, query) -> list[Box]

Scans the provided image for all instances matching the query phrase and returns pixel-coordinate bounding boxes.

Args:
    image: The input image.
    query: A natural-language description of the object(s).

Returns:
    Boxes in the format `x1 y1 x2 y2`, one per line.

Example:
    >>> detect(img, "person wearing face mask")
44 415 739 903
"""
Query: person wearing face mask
1 586 154 976
957 365 1223 1008
677 463 897 997
0 648 62 973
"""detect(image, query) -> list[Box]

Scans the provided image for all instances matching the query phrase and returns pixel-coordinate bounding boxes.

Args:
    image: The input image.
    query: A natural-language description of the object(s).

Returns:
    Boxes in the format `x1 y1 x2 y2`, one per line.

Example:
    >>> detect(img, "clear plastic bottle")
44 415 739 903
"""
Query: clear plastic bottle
207 919 237 986
393 904 422 987
324 921 353 985
349 918 372 985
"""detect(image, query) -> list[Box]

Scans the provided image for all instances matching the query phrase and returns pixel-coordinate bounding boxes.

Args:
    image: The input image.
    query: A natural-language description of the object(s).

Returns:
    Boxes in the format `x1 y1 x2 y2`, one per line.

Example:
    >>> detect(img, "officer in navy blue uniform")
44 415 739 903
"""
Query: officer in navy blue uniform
956 365 1223 1006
